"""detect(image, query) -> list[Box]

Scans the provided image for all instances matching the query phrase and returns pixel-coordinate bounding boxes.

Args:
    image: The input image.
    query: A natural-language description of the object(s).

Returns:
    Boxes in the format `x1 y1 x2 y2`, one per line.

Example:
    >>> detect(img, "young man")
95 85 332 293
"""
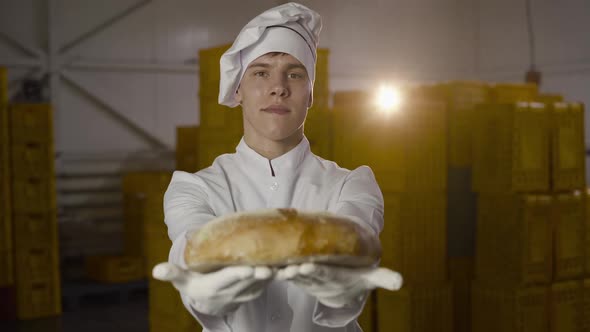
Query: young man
153 2 401 331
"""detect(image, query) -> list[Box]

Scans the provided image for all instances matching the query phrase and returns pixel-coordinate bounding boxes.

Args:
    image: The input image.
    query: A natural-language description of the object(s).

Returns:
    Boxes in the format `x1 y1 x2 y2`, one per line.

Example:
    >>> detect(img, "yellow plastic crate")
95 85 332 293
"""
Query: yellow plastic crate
10 143 55 179
122 171 172 194
9 103 53 144
332 90 368 107
333 92 447 192
143 210 167 235
550 281 584 332
149 279 202 331
476 194 552 285
121 172 169 258
176 152 199 174
85 255 145 283
176 126 199 151
149 312 201 332
313 48 330 102
357 290 376 332
447 82 491 167
449 257 474 332
407 82 492 168
535 93 564 104
198 138 240 170
176 126 199 172
0 67 7 104
0 249 14 287
551 102 586 191
472 102 550 193
471 281 549 332
0 98 10 222
0 211 14 287
405 83 449 101
123 192 146 256
144 228 171 276
306 133 332 161
149 279 185 316
305 106 332 160
490 83 539 103
198 44 231 90
377 283 453 332
553 192 585 281
13 213 58 250
584 279 590 327
199 101 243 135
16 278 61 320
0 69 10 287
11 178 57 214
381 192 447 285
586 191 590 277
141 193 166 226
14 246 60 283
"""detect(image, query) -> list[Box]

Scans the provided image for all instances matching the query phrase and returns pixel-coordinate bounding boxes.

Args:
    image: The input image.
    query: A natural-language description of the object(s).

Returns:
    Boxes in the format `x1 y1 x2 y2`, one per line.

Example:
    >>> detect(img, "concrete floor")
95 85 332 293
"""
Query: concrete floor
0 295 149 332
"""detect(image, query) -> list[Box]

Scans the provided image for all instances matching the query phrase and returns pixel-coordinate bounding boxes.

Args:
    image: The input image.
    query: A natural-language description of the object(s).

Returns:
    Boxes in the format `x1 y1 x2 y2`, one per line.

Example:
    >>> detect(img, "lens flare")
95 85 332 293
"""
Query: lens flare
375 85 402 113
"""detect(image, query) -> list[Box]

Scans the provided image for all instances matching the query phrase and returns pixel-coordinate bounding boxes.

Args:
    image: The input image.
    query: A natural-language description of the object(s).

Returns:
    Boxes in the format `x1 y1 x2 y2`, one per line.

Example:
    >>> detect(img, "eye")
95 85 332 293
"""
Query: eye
288 72 304 79
254 71 268 77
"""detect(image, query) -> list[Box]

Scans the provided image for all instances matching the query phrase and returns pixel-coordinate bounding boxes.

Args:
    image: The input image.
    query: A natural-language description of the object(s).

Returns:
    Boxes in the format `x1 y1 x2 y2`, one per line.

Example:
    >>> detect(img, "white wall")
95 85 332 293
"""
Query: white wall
1 0 589 154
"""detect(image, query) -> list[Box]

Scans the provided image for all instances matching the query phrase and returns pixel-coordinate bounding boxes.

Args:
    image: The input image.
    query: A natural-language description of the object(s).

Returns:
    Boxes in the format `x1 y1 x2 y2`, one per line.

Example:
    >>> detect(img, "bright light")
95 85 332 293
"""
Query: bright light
375 85 402 113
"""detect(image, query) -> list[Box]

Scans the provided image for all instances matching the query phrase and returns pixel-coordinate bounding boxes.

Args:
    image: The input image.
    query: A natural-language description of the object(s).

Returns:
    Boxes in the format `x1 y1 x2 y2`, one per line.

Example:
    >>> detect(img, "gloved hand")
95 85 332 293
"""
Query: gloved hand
153 263 274 316
276 263 402 308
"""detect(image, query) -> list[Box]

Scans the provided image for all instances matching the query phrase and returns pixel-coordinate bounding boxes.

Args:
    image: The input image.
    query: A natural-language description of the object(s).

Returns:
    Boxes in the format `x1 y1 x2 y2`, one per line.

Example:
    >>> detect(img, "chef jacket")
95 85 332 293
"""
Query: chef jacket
164 136 384 332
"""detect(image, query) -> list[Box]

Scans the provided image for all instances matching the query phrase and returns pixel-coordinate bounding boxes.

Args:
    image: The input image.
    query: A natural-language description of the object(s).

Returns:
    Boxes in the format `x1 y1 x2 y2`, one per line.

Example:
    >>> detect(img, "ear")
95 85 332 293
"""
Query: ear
234 85 243 105
307 92 313 108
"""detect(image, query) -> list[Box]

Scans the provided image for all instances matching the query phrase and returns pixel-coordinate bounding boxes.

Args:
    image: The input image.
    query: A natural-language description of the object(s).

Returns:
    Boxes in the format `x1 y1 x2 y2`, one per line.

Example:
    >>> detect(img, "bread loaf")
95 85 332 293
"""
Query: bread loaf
184 208 381 272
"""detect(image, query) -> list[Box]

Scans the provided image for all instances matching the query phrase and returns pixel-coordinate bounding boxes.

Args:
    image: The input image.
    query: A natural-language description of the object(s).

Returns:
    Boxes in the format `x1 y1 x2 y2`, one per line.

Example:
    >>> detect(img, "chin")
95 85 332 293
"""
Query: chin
263 129 299 142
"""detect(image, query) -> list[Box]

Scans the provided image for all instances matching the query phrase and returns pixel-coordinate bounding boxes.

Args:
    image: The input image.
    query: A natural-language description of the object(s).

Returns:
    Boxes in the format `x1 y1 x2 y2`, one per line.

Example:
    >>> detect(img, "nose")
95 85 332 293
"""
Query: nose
270 77 289 98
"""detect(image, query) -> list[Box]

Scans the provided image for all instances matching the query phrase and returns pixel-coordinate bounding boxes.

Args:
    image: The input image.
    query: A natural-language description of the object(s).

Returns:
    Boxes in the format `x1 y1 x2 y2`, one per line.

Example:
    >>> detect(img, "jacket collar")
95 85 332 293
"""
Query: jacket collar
236 136 310 177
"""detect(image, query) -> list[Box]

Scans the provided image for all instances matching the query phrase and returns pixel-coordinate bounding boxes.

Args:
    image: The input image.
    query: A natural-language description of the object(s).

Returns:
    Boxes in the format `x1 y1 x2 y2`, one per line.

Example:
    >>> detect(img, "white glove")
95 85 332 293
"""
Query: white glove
276 263 403 308
153 263 274 316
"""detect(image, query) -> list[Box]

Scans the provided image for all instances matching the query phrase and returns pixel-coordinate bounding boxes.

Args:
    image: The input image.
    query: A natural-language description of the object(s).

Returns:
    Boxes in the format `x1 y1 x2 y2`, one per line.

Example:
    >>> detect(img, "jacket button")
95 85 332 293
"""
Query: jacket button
270 182 279 191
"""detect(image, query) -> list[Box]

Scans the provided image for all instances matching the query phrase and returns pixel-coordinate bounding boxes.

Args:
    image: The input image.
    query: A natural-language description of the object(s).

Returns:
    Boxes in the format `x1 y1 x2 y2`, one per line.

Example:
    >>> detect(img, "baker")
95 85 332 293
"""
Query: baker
152 2 402 331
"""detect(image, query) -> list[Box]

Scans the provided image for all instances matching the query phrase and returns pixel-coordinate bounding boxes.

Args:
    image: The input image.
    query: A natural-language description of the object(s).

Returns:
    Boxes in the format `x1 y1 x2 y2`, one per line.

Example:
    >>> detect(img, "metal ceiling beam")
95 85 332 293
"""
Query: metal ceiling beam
61 71 171 151
0 30 46 59
48 0 61 147
65 60 198 74
0 58 43 68
59 0 153 55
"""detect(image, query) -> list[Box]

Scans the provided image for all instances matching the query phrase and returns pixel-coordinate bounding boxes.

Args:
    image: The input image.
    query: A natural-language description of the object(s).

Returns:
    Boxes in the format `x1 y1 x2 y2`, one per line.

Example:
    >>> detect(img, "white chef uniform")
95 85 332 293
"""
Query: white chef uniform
164 136 384 332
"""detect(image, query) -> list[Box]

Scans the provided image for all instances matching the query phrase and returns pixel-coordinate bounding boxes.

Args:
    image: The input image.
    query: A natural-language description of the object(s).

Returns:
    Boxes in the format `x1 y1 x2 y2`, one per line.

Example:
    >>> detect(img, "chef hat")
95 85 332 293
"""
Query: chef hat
218 2 322 108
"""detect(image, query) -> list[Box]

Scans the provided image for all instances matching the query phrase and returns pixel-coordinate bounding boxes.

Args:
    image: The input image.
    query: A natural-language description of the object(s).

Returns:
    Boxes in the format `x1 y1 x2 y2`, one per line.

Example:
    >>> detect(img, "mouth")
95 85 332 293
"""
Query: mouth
262 105 291 115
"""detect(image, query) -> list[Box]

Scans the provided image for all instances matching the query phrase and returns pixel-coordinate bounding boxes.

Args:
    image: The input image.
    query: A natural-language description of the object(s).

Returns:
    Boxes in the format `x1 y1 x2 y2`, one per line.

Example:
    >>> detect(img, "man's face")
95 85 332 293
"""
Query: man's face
236 52 312 143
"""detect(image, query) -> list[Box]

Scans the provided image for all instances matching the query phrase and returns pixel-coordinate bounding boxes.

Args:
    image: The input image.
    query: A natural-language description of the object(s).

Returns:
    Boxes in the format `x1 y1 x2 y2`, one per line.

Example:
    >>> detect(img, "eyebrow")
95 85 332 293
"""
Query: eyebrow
246 62 306 71
285 63 306 71
247 63 271 70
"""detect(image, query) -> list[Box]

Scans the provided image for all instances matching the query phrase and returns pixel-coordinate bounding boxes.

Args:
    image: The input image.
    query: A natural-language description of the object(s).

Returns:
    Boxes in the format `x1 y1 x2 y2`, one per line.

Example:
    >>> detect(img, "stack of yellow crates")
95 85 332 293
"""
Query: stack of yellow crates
83 170 152 284
9 103 61 319
408 81 493 332
121 171 171 271
198 45 242 169
176 126 199 173
407 81 492 168
472 82 589 331
121 171 202 331
304 48 331 159
84 255 144 283
332 90 452 332
0 68 13 288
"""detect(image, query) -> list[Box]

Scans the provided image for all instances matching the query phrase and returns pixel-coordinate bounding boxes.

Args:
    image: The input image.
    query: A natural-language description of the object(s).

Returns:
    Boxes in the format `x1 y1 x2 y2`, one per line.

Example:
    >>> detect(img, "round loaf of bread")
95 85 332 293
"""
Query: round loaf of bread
184 208 381 272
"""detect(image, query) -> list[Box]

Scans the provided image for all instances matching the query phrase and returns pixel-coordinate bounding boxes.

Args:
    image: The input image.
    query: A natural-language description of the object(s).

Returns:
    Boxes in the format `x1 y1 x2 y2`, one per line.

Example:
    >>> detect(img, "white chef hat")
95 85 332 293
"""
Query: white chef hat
218 2 322 108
